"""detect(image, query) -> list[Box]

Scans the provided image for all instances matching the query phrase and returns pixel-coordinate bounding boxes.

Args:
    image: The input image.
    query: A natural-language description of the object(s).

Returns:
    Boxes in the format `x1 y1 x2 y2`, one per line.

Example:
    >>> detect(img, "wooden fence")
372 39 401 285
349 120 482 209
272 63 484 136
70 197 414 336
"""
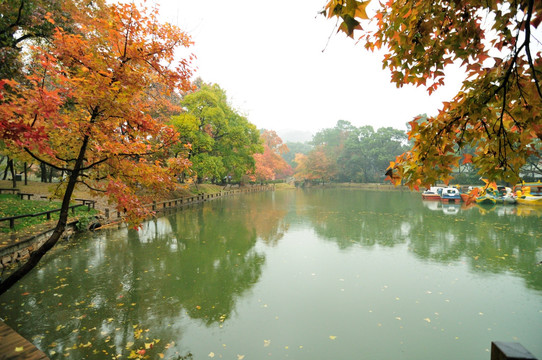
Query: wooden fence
103 186 271 220
0 199 95 230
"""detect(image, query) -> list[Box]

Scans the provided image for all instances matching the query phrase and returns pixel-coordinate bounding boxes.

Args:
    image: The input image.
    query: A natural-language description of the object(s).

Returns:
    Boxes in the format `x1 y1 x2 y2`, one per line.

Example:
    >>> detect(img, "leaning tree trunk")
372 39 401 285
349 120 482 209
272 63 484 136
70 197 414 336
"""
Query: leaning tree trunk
0 135 89 297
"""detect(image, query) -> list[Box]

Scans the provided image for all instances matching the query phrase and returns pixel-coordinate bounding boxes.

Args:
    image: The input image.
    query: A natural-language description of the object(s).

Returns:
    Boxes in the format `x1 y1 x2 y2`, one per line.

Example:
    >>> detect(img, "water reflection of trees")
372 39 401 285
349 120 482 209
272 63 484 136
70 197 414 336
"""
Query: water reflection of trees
237 192 292 246
0 197 270 359
408 204 542 291
296 189 419 249
1 189 541 358
295 189 542 292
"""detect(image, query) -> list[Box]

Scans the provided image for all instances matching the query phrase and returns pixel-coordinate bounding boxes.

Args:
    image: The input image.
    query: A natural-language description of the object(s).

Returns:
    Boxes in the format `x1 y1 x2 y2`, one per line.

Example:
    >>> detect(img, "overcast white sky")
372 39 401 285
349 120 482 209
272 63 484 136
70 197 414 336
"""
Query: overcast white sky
156 0 465 134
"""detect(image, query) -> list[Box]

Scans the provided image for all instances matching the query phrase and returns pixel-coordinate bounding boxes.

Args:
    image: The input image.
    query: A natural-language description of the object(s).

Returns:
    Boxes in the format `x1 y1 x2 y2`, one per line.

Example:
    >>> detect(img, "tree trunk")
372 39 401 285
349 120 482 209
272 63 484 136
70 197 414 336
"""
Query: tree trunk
2 158 7 180
0 135 90 297
9 159 16 188
24 162 28 185
40 162 47 182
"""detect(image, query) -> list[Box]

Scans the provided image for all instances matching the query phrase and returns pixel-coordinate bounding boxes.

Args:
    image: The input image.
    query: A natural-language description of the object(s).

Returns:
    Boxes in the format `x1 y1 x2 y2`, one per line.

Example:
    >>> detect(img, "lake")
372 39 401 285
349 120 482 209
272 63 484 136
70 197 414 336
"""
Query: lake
1 189 541 359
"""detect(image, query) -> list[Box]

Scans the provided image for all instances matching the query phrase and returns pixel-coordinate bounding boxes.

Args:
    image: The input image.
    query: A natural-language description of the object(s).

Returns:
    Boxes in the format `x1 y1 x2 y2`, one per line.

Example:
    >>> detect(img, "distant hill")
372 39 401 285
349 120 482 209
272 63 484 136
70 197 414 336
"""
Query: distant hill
276 129 314 143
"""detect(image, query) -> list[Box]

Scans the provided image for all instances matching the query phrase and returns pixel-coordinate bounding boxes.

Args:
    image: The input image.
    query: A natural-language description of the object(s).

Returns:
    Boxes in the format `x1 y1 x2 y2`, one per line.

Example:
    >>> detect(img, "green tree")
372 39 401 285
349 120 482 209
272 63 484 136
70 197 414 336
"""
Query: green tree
171 83 262 183
325 0 542 188
337 126 408 182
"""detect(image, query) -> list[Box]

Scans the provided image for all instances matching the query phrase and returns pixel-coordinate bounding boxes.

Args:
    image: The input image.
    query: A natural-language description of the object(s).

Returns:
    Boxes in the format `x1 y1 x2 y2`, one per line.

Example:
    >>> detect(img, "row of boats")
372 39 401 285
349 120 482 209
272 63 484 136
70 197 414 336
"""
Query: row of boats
421 181 542 206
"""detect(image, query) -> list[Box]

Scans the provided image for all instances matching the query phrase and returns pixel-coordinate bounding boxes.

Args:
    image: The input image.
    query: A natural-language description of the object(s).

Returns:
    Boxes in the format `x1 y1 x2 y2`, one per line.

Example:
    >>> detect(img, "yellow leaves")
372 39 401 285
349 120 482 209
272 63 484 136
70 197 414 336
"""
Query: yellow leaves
325 0 370 37
15 346 24 353
208 352 215 358
354 1 370 20
44 12 55 25
329 335 337 340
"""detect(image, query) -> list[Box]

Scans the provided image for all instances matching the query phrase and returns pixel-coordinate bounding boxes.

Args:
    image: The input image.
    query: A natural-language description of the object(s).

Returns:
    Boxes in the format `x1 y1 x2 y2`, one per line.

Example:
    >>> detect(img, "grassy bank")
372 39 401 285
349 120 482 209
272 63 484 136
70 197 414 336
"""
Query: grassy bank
0 194 98 233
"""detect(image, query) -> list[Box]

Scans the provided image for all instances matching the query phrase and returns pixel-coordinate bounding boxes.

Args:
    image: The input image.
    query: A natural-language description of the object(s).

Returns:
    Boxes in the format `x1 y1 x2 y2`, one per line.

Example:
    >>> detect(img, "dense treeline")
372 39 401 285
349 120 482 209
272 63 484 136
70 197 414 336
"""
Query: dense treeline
170 83 262 184
292 120 409 184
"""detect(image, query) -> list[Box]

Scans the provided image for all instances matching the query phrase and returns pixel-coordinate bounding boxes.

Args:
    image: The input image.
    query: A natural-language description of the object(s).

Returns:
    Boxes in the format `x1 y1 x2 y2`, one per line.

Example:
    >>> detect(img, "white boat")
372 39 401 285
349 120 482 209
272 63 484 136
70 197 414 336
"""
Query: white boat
440 187 461 203
421 187 444 200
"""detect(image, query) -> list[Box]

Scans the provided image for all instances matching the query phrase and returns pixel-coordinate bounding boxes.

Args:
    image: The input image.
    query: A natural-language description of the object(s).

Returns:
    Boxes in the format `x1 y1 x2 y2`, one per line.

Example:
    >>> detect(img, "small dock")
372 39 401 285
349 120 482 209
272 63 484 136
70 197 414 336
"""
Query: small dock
0 321 49 359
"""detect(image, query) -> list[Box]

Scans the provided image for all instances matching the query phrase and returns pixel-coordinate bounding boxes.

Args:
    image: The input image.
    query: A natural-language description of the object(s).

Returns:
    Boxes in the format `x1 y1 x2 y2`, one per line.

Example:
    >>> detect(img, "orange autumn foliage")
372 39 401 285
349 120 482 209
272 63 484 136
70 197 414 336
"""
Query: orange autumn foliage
325 0 542 187
252 130 292 181
0 2 194 225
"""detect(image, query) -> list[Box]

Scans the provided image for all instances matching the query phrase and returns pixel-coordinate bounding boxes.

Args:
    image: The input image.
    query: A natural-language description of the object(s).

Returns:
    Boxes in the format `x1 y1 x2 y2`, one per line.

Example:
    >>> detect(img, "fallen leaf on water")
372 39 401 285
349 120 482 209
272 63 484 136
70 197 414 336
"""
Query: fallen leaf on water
15 347 24 352
237 355 245 360
264 340 271 347
329 336 337 340
424 318 431 323
208 352 215 358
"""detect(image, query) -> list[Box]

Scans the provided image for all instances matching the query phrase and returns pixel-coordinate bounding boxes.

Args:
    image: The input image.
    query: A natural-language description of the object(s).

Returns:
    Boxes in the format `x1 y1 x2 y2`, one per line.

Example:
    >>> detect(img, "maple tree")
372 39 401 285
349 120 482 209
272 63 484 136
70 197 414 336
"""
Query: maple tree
0 1 194 295
252 130 293 182
294 146 337 184
325 0 542 188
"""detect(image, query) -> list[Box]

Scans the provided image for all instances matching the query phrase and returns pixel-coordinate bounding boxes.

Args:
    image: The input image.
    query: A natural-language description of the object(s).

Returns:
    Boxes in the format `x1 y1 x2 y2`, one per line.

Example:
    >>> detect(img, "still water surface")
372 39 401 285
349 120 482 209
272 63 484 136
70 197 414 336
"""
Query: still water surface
1 189 541 359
